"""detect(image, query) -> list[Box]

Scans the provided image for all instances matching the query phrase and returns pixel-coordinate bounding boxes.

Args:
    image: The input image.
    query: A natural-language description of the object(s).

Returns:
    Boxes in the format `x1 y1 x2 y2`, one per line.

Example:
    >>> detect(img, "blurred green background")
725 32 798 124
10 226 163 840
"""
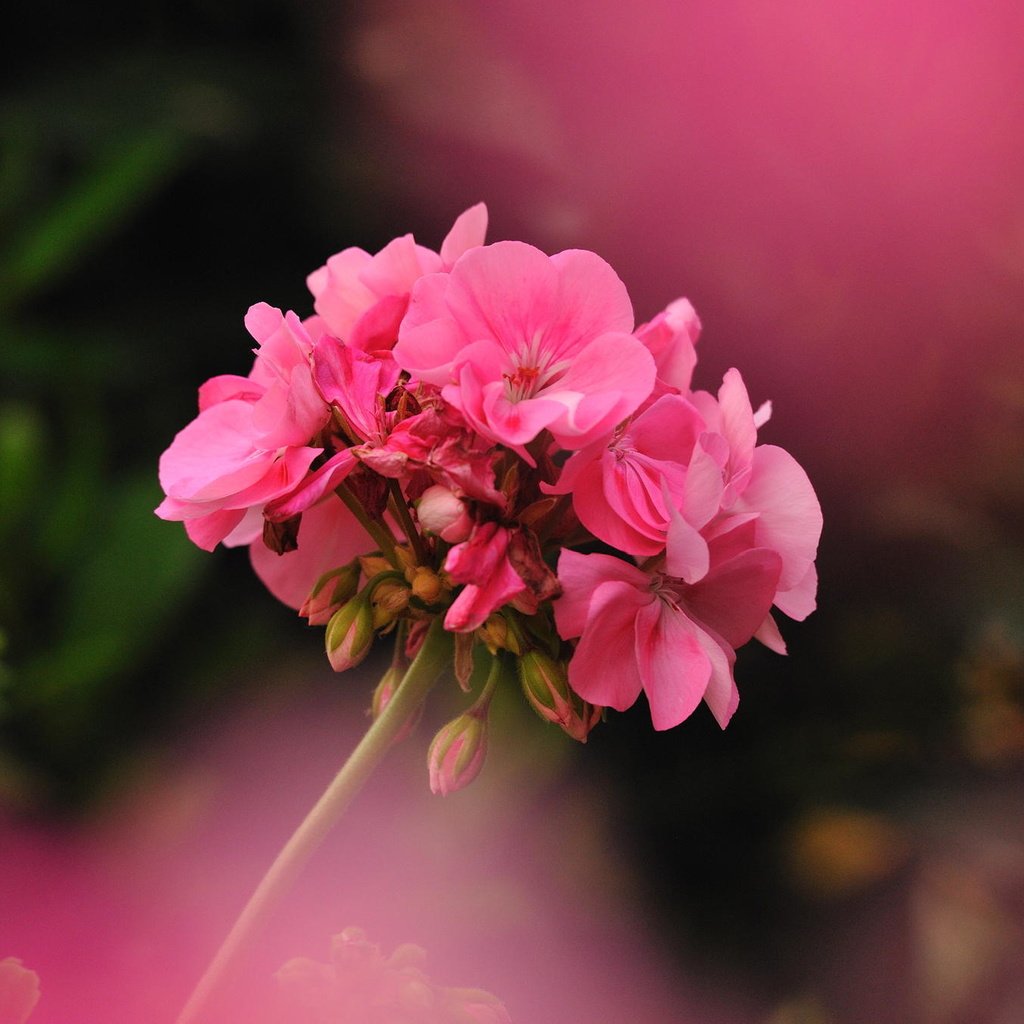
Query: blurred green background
3 3 1024 1023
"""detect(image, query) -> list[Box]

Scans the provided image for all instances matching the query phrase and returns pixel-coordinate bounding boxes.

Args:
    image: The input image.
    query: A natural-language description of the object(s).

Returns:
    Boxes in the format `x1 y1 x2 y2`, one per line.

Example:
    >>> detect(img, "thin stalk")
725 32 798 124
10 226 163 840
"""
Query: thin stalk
387 479 427 565
335 481 399 566
173 619 453 1024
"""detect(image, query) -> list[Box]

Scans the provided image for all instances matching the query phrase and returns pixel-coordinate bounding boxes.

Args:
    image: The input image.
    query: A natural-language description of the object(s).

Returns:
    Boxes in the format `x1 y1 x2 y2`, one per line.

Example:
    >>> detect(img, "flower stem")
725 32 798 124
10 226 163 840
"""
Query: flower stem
387 479 428 566
173 618 453 1024
335 481 400 566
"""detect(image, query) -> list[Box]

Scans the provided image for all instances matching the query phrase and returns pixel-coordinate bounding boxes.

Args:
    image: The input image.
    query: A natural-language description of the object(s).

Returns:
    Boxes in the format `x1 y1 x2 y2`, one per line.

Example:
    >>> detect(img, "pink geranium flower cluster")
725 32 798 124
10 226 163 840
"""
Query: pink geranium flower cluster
157 204 821 789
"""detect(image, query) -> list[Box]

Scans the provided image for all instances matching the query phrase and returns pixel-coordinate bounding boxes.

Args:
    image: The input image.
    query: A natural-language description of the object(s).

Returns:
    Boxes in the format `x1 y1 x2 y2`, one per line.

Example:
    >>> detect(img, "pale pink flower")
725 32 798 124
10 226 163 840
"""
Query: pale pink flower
635 296 702 399
156 304 329 550
393 241 656 456
554 536 783 730
307 204 488 354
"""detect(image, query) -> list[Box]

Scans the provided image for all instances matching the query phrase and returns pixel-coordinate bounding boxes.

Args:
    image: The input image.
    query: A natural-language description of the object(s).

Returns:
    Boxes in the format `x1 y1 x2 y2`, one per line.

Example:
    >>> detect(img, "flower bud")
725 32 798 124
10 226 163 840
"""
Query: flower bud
370 664 423 744
300 563 360 625
369 577 410 630
408 565 445 605
477 614 520 655
416 484 472 542
324 593 375 672
427 709 488 795
518 650 601 742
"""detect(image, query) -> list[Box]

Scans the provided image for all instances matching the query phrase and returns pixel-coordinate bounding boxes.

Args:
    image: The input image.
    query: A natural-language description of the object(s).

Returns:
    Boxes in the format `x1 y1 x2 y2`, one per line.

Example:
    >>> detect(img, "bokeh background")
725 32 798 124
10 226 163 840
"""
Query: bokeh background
3 2 1024 1022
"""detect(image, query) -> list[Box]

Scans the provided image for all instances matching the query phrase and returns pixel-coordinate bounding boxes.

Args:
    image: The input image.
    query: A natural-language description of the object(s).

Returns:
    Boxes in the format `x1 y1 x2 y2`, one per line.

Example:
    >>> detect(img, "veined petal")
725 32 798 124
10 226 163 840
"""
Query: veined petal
554 549 648 639
567 579 650 710
635 600 710 730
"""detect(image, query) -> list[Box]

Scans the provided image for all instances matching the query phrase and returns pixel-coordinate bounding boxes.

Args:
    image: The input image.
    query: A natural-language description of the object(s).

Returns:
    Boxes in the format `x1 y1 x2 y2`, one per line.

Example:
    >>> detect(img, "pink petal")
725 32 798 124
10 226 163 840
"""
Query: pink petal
158 401 269 501
693 627 740 729
554 549 648 640
249 496 368 609
773 561 818 621
734 444 822 591
183 508 245 552
443 241 561 352
567 579 649 710
440 202 488 268
544 332 655 447
264 449 357 521
684 548 783 648
634 600 710 731
309 247 376 339
198 374 263 411
754 612 788 655
347 293 409 354
665 497 710 584
627 395 704 463
548 248 635 343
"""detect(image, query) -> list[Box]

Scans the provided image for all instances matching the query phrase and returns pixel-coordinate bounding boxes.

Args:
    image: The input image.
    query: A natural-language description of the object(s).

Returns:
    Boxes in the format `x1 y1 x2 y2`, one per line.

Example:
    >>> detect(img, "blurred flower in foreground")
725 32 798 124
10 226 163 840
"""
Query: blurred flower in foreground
0 959 39 1024
276 927 510 1024
156 203 822 788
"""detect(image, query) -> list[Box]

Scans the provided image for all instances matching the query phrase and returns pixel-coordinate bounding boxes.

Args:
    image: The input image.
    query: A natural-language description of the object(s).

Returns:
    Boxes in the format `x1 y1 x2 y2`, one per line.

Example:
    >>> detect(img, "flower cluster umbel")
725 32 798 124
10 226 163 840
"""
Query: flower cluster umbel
157 204 822 792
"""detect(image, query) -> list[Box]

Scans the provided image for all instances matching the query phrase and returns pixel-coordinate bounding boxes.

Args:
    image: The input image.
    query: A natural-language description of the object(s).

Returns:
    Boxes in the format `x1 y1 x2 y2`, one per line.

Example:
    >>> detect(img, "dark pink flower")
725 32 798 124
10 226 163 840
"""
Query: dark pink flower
443 523 527 632
555 540 782 730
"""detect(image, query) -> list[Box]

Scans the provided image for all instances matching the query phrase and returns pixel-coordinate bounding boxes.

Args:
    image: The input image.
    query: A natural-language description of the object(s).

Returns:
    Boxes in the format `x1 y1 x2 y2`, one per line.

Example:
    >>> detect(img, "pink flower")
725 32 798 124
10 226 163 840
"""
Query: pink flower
307 204 488 354
545 393 714 557
393 241 656 456
555 539 782 730
156 304 329 550
443 523 527 632
635 296 702 399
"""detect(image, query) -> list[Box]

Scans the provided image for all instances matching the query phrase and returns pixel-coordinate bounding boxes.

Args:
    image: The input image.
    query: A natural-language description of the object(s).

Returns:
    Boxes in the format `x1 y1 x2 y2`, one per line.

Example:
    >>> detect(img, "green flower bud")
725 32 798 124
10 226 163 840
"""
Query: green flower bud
518 649 601 742
324 593 375 672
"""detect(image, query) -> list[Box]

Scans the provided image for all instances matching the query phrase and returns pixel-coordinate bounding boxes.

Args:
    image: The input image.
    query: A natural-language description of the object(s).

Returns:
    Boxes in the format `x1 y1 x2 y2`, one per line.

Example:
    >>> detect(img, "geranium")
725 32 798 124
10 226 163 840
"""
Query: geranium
157 206 822 1024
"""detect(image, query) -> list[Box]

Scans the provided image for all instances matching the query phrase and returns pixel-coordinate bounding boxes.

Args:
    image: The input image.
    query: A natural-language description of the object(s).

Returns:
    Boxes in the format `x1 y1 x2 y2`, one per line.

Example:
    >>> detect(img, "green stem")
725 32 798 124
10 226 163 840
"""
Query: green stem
173 619 452 1024
335 482 399 566
387 479 427 566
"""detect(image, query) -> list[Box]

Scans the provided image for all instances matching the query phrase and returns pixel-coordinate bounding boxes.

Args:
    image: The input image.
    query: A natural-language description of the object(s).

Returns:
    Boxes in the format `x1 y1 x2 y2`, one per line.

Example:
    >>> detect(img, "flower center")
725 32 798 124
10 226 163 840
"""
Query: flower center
501 330 571 403
649 572 686 608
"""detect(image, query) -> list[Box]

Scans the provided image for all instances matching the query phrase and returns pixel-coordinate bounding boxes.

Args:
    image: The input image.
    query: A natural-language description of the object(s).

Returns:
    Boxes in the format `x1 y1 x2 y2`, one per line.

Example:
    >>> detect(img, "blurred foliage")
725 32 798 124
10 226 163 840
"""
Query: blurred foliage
0 0 404 811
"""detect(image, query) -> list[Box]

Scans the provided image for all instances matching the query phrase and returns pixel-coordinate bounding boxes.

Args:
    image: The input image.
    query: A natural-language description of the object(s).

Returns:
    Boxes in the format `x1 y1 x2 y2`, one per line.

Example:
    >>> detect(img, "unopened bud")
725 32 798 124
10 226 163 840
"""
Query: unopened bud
518 650 601 742
371 664 423 744
300 563 360 625
324 593 375 672
427 708 488 795
370 577 410 629
360 553 392 579
408 565 445 605
477 614 519 655
416 484 472 542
